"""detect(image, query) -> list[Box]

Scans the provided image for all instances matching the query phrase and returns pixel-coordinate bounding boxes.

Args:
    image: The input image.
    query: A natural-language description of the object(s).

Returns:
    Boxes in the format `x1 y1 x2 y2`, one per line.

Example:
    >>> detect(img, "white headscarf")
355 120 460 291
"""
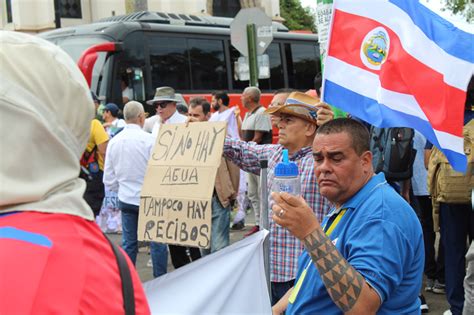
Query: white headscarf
0 31 95 220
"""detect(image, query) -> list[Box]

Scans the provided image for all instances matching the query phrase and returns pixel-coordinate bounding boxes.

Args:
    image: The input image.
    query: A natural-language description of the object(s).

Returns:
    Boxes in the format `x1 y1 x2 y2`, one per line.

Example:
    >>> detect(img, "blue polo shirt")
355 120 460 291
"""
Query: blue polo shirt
287 173 424 314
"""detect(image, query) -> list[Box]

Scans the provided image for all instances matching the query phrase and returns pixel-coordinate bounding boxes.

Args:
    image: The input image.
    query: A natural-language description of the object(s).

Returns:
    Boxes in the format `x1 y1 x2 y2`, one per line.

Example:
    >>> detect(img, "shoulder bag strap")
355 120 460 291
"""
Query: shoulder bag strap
104 234 136 315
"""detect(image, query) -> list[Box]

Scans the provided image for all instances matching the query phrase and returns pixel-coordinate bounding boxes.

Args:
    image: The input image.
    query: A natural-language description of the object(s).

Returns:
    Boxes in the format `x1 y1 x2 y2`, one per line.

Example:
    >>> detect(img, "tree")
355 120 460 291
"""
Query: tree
445 0 468 14
443 0 474 22
280 0 317 33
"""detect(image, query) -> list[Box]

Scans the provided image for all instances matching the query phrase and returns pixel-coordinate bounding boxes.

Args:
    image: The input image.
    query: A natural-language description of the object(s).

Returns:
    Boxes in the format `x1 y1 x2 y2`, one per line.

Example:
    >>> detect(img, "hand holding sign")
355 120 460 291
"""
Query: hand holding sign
138 122 227 248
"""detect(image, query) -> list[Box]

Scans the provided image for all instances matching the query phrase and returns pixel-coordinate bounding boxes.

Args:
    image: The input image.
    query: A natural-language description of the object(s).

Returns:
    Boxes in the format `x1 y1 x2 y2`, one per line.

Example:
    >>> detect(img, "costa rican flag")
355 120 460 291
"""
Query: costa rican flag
322 0 474 172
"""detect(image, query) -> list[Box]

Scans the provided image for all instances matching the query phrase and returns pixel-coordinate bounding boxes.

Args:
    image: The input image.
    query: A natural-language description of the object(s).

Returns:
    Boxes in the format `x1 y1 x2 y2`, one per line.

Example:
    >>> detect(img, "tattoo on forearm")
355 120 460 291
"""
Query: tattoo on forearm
304 229 364 312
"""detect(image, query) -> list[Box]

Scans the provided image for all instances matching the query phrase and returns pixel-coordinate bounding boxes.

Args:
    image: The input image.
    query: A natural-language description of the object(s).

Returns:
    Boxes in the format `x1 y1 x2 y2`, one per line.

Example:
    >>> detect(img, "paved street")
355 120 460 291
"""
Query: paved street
107 222 248 283
108 209 450 314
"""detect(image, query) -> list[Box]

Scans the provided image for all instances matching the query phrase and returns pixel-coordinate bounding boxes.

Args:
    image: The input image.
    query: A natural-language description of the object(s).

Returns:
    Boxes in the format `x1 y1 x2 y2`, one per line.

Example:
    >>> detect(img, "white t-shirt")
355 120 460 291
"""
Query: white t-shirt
122 86 133 101
151 110 187 137
105 118 127 137
143 115 160 133
209 107 240 139
112 118 126 128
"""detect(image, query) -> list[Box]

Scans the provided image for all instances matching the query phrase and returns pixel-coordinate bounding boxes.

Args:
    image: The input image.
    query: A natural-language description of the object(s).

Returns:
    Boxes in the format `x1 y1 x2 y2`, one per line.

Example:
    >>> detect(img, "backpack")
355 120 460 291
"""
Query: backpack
80 146 100 181
370 127 417 181
427 119 474 204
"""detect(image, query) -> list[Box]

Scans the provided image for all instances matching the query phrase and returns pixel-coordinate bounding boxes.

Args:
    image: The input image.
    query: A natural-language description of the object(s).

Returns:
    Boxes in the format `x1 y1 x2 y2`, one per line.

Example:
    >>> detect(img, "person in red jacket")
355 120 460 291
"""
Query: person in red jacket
0 31 150 314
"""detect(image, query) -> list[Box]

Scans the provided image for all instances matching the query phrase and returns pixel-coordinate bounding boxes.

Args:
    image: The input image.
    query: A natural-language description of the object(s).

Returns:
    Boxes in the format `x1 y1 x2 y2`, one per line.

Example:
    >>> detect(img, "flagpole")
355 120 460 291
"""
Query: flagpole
316 0 346 118
316 0 332 70
259 159 271 298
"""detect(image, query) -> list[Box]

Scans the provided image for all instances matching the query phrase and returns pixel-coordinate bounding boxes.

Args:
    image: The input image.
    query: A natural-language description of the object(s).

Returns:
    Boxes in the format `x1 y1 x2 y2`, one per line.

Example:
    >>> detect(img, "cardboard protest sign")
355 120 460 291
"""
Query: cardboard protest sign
138 122 226 248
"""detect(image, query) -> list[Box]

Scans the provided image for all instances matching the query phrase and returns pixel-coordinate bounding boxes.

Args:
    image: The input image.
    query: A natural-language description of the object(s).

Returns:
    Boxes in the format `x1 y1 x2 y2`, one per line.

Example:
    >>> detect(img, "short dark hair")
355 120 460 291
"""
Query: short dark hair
190 99 211 115
213 91 229 106
121 74 129 86
316 118 370 155
189 97 207 106
177 103 188 115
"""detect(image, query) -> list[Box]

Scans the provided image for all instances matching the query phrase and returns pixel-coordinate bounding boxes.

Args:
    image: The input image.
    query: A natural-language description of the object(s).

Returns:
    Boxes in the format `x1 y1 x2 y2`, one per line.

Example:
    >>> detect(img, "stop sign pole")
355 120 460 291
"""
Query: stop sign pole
246 24 259 87
231 8 273 88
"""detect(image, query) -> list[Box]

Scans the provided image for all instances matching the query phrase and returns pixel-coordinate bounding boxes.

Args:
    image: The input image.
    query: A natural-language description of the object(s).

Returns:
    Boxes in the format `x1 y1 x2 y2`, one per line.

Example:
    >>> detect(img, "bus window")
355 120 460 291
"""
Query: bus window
188 38 227 90
113 32 147 105
118 68 145 104
129 68 145 102
96 52 112 101
231 42 284 92
286 43 320 90
85 51 108 96
259 42 284 91
148 35 190 90
123 32 146 67
230 45 248 92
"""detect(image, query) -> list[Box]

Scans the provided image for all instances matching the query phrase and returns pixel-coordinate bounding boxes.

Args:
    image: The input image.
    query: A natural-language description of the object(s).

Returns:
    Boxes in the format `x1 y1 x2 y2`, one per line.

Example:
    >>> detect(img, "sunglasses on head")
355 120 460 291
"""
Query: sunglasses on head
155 101 172 108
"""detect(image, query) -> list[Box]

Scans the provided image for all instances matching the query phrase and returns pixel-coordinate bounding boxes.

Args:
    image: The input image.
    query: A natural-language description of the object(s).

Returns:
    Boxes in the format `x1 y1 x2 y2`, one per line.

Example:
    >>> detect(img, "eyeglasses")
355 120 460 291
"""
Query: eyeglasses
155 101 172 108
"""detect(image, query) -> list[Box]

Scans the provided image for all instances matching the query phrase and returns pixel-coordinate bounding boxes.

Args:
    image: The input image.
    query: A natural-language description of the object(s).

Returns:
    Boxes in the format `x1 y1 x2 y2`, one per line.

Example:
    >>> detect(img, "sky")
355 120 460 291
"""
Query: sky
300 0 444 11
298 0 473 32
299 0 317 10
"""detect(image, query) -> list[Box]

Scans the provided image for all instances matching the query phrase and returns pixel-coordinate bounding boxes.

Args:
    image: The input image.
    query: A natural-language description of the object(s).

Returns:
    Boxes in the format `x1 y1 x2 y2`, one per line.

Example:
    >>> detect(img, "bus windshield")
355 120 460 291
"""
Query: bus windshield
54 36 108 62
53 36 111 94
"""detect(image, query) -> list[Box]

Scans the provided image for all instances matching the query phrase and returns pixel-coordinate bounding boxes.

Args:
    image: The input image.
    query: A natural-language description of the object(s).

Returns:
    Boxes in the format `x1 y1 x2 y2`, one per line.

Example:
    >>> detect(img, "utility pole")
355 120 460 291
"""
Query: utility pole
246 24 259 87
54 0 61 28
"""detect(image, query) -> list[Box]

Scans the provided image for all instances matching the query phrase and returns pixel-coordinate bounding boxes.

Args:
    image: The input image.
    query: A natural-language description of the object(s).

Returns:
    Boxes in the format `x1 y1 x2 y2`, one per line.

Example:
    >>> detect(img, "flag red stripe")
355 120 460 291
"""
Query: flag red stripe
328 9 465 136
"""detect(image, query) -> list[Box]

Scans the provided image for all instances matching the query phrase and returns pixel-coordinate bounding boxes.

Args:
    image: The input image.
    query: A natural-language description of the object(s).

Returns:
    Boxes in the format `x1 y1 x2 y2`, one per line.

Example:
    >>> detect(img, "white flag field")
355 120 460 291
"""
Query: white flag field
144 230 271 314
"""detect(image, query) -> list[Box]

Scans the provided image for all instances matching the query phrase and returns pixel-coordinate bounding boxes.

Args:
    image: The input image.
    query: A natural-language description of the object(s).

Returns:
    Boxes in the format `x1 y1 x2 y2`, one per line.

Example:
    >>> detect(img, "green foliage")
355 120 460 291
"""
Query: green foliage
280 0 317 33
443 0 474 22
445 0 467 14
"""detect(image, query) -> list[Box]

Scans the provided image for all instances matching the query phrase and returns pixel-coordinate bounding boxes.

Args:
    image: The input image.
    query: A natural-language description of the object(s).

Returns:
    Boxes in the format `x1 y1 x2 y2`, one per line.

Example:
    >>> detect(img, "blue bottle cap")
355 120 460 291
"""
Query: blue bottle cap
274 149 299 177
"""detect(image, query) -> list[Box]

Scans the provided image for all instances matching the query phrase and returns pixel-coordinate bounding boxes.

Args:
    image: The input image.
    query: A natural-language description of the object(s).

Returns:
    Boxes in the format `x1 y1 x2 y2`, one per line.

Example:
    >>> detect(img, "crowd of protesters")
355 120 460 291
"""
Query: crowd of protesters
1 31 473 315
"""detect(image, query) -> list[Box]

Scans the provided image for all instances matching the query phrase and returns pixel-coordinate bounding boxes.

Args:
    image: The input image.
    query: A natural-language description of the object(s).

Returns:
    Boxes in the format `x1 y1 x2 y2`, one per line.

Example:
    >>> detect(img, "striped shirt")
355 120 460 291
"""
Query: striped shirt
224 138 330 282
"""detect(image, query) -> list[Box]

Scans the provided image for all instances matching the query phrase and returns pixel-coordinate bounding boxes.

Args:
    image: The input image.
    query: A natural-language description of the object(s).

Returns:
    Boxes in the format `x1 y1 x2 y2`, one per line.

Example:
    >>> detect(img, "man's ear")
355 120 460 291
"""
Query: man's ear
138 112 146 126
304 123 317 137
360 150 373 170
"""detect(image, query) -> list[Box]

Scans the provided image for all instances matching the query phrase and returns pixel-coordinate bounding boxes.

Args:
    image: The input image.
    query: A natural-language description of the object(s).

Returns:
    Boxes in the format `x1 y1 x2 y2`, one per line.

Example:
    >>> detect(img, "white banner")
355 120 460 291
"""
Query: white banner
144 230 271 314
316 2 333 64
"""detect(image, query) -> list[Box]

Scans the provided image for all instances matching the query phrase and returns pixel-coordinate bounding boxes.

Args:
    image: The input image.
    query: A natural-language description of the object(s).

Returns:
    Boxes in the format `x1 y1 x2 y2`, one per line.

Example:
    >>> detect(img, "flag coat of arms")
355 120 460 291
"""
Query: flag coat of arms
322 0 474 172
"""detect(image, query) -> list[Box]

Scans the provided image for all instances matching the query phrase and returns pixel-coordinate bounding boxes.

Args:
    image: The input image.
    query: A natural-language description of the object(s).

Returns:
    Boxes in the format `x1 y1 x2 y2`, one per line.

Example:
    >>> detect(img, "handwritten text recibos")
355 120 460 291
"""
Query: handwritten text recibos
138 122 226 248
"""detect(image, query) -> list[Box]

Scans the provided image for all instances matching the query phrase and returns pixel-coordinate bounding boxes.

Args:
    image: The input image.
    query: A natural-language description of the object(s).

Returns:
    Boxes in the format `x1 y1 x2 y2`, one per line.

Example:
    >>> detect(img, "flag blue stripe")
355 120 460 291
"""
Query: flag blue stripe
389 0 474 63
323 79 468 172
0 227 52 248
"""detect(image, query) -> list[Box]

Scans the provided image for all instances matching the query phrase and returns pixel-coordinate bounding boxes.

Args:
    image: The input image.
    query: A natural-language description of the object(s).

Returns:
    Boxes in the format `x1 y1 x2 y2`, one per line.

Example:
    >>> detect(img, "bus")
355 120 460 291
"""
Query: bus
40 11 321 112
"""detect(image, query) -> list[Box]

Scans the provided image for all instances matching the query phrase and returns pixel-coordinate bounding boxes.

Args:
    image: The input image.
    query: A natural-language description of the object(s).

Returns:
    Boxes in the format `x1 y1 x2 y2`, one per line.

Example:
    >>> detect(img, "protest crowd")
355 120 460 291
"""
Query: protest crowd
1 3 473 314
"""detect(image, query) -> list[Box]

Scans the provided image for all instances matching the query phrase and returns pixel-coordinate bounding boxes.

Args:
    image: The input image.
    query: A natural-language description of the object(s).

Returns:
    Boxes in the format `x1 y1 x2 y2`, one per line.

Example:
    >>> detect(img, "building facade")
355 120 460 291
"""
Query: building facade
1 0 281 32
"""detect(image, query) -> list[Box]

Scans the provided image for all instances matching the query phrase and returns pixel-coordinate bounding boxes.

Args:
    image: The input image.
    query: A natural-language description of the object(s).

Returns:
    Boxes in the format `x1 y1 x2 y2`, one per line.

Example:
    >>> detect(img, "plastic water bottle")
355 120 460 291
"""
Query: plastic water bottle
272 149 301 195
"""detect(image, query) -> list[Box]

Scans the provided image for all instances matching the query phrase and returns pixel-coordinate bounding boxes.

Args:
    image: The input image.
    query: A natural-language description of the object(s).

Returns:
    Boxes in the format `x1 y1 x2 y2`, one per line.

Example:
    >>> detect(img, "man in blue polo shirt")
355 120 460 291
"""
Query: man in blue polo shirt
272 118 424 314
